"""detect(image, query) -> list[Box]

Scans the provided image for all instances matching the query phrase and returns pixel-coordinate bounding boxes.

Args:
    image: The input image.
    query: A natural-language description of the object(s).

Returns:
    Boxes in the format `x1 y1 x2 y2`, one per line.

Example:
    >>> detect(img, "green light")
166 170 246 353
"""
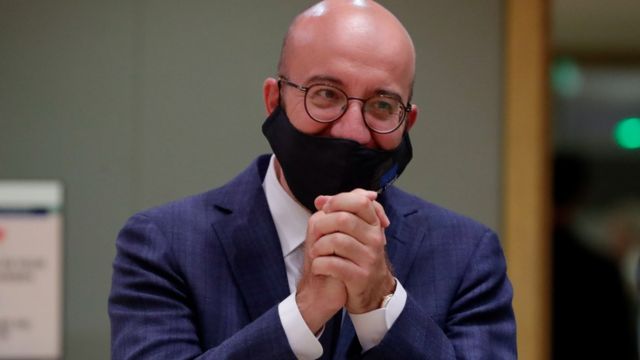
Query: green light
551 57 583 98
614 117 640 149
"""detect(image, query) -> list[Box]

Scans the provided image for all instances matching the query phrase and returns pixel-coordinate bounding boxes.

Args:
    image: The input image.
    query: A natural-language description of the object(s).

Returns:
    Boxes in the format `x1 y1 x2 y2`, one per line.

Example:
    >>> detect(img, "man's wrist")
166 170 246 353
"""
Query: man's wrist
348 279 406 352
295 290 324 333
278 292 323 359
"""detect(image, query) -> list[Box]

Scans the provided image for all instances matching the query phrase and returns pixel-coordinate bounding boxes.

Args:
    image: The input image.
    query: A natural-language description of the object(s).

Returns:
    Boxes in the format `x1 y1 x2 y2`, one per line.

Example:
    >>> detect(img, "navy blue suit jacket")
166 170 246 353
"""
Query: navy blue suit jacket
109 155 516 359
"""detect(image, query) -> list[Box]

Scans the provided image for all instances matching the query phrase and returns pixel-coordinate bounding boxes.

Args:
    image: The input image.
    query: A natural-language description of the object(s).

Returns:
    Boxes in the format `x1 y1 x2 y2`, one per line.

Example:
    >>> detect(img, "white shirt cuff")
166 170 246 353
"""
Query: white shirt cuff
348 279 407 351
278 291 323 360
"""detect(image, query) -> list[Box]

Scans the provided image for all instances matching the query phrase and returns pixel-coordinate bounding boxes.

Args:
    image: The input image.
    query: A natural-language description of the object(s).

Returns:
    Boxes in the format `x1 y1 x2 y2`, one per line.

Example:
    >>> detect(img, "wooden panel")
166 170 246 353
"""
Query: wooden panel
504 0 551 359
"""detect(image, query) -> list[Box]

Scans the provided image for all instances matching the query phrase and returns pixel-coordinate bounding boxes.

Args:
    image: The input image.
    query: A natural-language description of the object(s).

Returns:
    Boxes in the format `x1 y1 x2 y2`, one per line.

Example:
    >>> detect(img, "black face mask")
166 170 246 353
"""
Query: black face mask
262 106 413 212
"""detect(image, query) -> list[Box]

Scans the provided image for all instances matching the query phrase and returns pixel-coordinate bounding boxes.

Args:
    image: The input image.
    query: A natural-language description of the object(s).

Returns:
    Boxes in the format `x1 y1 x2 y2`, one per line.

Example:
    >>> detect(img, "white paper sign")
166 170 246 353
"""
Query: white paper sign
0 181 62 359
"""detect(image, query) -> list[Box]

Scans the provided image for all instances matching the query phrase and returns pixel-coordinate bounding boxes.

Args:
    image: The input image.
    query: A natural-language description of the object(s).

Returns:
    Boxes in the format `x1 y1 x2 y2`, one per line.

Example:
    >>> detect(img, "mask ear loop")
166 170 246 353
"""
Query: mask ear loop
276 77 285 110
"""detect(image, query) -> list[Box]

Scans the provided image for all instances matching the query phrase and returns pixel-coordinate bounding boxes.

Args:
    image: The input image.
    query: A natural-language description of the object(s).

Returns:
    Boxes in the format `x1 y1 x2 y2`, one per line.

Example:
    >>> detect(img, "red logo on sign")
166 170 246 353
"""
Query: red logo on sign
0 227 5 243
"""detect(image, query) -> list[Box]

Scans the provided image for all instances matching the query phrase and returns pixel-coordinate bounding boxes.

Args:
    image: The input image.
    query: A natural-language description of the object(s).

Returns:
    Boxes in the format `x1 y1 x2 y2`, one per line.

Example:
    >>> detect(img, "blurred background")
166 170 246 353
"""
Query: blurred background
551 0 640 359
0 0 637 359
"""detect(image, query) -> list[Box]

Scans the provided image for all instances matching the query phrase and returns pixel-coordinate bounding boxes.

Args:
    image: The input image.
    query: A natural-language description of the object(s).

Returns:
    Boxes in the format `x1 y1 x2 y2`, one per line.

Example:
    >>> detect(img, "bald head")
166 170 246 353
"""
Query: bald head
277 0 416 98
263 0 418 149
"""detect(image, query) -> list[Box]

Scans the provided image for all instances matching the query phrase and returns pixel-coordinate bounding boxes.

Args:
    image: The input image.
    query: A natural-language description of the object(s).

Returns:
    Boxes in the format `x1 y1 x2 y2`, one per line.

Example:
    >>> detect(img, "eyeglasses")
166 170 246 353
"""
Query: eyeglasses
278 76 411 134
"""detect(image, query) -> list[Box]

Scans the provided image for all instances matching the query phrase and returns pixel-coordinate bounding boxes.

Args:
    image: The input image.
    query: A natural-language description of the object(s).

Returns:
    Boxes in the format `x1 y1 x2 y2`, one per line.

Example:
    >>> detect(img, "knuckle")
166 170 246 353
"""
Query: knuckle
307 213 325 239
306 216 316 232
308 245 317 258
370 230 385 248
334 232 348 247
361 249 376 268
357 267 370 281
323 259 338 275
311 257 326 273
308 212 322 225
355 196 369 208
343 269 355 283
359 198 374 213
336 212 352 227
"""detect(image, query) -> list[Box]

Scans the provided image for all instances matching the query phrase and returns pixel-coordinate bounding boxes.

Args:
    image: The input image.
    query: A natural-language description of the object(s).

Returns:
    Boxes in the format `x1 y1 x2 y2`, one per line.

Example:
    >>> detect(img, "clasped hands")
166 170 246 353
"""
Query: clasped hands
296 189 396 333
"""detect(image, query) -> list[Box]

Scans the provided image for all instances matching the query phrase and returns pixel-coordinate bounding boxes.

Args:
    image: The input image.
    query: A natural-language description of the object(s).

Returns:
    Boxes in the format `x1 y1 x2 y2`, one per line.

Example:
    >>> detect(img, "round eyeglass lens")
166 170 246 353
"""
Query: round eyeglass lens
364 97 403 132
305 85 347 122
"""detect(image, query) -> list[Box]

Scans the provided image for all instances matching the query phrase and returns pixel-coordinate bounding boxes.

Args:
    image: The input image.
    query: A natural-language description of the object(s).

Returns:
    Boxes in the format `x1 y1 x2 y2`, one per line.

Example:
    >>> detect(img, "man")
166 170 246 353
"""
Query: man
109 1 516 359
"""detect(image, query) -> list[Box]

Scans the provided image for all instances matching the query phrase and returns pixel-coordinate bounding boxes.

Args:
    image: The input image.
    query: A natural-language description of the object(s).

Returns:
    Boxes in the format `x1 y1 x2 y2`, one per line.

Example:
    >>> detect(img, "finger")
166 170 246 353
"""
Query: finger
352 188 378 201
372 200 390 228
312 211 387 248
305 211 325 243
314 195 331 211
309 211 372 244
321 191 379 226
350 189 389 228
314 190 376 212
310 232 370 266
311 256 362 283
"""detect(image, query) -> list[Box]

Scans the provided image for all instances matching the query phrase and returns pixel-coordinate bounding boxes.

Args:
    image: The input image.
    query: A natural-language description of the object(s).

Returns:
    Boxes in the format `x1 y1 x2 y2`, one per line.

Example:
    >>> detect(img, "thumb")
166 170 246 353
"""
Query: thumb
314 195 331 211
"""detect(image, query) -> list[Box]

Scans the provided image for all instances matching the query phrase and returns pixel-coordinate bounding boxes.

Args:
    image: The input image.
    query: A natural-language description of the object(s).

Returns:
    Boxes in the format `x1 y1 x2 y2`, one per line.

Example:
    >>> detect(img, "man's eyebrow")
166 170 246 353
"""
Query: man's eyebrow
304 75 405 102
376 89 404 102
305 75 344 86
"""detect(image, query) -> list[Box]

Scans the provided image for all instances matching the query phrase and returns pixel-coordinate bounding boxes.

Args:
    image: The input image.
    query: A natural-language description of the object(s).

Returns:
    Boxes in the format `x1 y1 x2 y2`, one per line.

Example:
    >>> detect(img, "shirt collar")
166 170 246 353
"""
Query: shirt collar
262 155 310 257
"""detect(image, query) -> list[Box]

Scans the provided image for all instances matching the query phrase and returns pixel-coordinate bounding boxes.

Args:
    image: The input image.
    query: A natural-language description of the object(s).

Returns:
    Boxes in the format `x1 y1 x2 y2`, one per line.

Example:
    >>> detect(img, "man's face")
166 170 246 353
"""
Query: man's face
278 11 417 151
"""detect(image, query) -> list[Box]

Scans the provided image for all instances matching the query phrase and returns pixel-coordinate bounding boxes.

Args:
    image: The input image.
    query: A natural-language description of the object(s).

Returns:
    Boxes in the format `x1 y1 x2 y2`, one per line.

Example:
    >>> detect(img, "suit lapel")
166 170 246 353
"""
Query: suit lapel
210 156 290 320
384 198 425 285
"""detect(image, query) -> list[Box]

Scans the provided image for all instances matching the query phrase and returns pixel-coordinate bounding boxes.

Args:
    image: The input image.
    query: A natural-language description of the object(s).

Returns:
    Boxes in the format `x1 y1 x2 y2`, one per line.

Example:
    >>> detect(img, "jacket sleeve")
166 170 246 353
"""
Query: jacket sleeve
108 214 297 360
362 230 517 359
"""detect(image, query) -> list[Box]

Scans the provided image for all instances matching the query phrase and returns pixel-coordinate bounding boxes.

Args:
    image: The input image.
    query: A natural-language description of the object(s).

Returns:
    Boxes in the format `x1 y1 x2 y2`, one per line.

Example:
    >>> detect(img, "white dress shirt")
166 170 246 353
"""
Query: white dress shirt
262 155 407 359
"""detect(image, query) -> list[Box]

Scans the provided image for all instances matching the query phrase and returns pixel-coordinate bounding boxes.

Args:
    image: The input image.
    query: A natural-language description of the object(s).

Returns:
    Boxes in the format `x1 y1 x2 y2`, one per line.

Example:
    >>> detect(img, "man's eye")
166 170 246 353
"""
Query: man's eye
371 100 396 113
317 88 339 100
374 101 392 110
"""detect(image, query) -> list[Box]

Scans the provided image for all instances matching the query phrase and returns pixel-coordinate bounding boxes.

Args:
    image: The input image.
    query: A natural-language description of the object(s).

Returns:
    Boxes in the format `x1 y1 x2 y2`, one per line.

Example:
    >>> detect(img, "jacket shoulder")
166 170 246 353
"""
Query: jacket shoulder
129 155 270 226
384 186 493 237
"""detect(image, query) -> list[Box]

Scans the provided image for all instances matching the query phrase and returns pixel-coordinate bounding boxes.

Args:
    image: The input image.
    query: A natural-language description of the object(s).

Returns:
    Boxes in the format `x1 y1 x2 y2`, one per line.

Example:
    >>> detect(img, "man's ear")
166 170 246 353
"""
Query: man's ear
406 103 419 131
263 77 280 115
